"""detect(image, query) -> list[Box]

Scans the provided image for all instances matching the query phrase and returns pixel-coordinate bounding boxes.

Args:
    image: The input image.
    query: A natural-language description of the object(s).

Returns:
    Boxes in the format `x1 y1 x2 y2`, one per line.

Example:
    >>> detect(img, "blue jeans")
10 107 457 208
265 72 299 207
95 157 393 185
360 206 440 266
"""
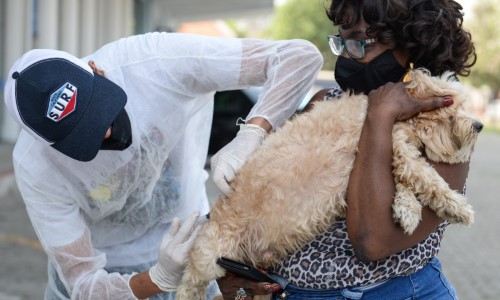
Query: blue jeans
271 258 458 300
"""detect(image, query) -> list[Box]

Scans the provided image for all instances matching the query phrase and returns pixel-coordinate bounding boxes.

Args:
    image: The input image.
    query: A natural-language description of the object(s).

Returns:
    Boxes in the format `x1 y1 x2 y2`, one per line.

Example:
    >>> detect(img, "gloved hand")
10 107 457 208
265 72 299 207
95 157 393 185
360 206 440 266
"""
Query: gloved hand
211 123 268 195
149 211 201 292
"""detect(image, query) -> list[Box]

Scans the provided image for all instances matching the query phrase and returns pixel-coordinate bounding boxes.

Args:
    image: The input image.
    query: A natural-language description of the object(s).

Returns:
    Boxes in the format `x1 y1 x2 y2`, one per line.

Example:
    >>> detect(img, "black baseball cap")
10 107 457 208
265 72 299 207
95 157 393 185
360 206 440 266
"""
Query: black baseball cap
4 49 127 162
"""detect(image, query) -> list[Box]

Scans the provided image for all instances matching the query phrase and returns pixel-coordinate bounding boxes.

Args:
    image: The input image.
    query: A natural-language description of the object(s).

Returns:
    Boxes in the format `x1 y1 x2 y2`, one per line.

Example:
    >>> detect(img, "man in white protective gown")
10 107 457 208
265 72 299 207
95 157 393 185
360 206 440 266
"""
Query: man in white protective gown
3 32 323 299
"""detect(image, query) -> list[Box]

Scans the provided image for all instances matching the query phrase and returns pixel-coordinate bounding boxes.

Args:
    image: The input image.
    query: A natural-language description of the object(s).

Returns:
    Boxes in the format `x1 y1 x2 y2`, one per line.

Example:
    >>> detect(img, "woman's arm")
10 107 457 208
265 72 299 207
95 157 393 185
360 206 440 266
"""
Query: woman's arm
346 82 464 262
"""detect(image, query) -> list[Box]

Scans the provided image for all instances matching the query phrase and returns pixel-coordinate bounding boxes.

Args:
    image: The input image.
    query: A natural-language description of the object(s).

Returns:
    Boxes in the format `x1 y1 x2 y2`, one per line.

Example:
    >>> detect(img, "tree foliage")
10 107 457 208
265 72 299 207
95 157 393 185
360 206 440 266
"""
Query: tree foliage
264 0 336 70
465 0 500 96
264 0 500 94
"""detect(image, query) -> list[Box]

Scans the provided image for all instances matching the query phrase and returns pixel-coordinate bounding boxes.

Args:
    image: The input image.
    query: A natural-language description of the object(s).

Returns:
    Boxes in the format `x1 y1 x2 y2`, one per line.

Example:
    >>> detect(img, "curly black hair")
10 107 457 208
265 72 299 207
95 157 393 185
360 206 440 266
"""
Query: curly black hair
327 0 476 77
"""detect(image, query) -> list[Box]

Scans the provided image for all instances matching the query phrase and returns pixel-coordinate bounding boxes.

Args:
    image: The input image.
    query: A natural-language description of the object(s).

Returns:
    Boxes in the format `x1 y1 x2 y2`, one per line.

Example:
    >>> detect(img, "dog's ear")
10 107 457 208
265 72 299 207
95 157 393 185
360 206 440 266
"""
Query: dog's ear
417 122 433 141
405 68 462 101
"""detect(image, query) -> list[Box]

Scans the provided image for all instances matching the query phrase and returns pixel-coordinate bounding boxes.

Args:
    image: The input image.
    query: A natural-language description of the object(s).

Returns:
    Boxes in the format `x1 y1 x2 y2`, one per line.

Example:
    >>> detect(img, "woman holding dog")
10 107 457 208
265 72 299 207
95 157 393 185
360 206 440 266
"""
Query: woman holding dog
215 0 476 299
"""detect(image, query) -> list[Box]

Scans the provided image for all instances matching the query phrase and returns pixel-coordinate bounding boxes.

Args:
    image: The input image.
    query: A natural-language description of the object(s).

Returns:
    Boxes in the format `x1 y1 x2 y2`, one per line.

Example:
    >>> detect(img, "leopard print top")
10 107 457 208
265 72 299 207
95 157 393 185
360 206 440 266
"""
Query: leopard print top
271 88 448 289
272 219 447 289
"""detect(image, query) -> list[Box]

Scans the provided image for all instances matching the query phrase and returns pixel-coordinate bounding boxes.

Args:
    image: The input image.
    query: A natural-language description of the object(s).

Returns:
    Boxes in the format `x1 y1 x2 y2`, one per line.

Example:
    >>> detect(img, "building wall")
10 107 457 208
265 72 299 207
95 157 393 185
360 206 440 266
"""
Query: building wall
0 0 273 142
0 0 134 142
145 0 273 32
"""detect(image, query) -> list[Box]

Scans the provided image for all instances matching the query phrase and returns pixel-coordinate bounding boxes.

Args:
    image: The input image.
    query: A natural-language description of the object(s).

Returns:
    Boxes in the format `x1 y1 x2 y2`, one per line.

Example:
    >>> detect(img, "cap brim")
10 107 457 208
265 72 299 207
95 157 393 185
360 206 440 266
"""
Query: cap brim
51 73 127 162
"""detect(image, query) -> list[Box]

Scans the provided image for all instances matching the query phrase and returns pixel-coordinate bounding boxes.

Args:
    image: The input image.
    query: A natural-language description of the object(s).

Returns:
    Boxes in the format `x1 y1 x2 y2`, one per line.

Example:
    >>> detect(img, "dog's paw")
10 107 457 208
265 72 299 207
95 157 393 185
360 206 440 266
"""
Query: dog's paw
434 193 474 225
442 202 475 225
393 205 422 235
392 186 422 235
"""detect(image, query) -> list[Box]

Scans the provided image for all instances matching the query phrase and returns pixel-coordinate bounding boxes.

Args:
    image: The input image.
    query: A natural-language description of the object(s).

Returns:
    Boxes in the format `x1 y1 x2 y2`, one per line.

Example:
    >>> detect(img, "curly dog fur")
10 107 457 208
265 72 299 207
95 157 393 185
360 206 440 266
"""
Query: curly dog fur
175 69 482 300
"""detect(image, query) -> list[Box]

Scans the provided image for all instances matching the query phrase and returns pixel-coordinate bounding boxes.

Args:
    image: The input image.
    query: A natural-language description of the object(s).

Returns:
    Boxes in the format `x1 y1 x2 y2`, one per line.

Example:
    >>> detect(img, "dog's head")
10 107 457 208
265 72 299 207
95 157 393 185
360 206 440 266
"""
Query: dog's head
404 68 483 163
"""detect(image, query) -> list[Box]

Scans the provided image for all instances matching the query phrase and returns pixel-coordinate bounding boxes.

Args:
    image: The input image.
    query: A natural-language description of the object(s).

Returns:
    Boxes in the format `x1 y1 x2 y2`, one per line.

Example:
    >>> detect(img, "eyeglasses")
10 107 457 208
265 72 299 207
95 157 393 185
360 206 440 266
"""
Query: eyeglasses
327 34 376 59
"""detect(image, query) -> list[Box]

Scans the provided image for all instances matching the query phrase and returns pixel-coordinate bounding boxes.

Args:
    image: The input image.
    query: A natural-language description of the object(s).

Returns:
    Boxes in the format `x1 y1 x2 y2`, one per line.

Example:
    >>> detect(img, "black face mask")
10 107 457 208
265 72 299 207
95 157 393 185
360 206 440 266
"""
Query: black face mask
334 50 407 95
100 108 133 151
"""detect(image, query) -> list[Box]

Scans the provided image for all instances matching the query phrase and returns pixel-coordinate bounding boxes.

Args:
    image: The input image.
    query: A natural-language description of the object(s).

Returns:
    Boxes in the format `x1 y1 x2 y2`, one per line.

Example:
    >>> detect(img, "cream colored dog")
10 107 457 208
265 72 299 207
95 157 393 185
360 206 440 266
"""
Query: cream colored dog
175 69 482 300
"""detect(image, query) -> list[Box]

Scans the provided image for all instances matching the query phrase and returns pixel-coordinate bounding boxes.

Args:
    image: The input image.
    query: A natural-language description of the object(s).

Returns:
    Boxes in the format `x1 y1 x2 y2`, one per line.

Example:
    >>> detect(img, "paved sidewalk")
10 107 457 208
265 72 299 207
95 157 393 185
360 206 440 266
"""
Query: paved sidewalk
438 131 500 300
0 132 499 299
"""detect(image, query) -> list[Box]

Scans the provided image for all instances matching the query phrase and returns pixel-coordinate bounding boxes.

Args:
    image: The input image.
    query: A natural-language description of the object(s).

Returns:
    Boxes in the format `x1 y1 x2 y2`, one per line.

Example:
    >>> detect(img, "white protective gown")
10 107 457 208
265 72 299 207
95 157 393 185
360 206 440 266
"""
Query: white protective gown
12 32 323 299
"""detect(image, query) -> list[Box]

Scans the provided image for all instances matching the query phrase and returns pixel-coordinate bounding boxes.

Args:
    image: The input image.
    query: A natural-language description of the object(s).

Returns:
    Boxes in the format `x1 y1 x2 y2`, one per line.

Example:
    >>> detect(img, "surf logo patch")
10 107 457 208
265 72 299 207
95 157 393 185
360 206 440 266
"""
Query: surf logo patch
47 82 77 122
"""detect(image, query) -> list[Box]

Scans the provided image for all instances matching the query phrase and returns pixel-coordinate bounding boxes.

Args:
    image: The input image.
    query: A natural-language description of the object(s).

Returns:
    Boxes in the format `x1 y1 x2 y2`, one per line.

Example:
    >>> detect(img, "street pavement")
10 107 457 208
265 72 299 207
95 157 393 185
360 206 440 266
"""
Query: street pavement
0 131 499 300
438 131 500 300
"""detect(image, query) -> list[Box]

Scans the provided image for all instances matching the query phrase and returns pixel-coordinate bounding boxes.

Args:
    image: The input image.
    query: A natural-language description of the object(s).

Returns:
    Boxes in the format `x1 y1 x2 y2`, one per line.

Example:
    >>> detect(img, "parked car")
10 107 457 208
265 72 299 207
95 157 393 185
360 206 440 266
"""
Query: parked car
209 88 257 155
209 73 336 155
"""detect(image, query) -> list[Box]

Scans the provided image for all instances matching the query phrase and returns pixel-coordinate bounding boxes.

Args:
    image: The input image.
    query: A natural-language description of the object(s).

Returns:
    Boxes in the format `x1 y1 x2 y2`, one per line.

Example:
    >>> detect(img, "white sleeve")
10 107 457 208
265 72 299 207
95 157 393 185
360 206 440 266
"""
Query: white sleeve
15 168 138 300
87 33 323 129
198 37 323 128
240 38 323 128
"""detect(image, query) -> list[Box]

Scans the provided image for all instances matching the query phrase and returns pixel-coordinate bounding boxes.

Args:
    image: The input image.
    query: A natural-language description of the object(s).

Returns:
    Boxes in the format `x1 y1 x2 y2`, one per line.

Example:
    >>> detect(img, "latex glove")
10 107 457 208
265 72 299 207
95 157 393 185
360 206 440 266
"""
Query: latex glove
211 124 267 195
149 211 201 292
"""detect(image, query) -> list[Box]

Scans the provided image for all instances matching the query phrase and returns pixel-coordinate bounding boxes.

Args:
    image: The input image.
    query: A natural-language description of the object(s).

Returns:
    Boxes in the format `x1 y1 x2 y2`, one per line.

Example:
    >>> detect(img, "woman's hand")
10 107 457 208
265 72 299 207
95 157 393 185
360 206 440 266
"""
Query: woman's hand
216 272 281 300
367 82 453 122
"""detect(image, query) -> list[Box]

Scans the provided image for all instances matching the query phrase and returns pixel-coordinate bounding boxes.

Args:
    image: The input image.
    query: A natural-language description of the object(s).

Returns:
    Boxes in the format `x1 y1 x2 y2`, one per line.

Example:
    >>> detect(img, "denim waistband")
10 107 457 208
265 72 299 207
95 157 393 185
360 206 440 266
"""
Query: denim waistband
269 258 449 300
269 273 389 300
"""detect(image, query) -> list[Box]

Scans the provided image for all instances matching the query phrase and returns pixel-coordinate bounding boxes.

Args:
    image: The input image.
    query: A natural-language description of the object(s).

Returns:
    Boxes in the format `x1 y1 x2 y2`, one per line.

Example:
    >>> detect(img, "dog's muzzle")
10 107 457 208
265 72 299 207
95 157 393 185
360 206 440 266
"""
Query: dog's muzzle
473 121 484 133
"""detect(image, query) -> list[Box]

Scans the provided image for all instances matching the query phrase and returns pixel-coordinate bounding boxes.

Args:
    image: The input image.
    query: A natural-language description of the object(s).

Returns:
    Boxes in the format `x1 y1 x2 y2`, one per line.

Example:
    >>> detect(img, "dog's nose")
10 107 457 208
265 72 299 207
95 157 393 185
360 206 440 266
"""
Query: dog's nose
474 121 483 133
